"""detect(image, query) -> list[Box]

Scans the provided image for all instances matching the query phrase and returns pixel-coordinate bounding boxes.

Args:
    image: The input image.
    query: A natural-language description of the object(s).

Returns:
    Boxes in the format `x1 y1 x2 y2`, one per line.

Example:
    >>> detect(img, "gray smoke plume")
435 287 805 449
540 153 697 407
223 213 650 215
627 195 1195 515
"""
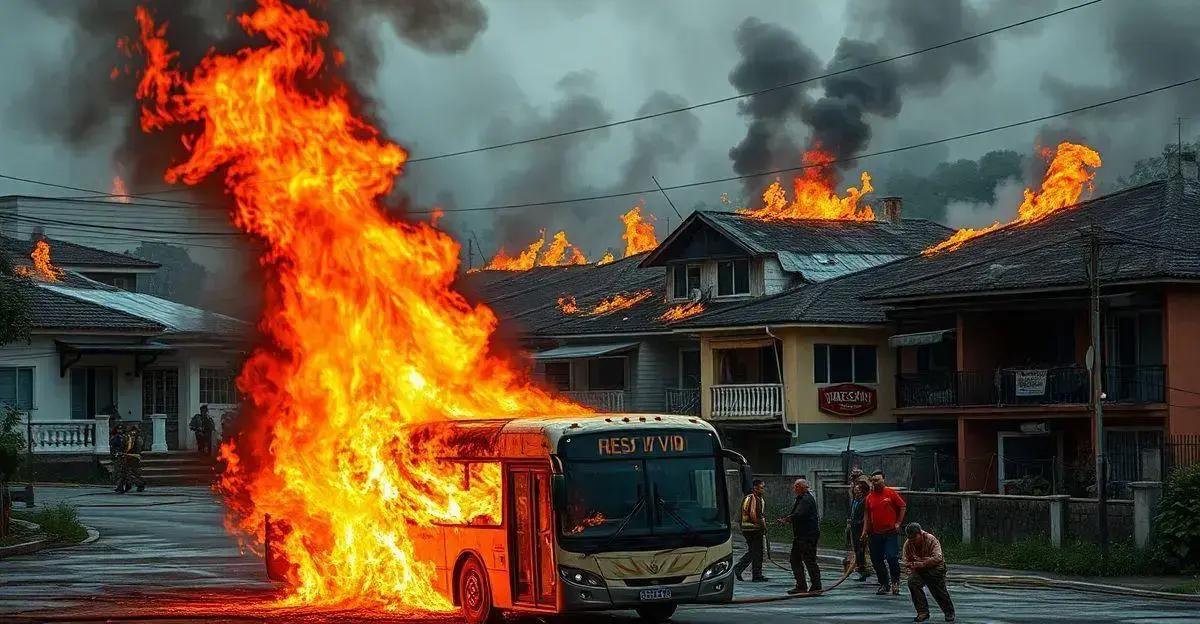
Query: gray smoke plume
727 17 821 182
15 0 487 195
801 37 902 163
882 150 1024 222
483 74 700 255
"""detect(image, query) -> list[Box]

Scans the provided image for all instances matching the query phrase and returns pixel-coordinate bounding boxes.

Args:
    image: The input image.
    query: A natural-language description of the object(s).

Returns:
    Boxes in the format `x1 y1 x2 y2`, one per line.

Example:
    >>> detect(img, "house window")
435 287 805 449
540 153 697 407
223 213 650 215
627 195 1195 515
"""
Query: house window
814 344 877 384
200 368 239 405
717 259 751 296
70 367 116 419
543 362 571 391
587 357 626 391
0 367 34 411
672 263 702 299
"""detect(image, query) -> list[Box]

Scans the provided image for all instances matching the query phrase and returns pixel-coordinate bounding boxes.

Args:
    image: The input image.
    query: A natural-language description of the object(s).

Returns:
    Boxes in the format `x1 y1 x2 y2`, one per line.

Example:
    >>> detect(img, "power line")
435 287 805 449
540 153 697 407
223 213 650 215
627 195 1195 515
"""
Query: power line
0 172 205 207
4 213 245 237
411 74 1200 215
404 0 1106 164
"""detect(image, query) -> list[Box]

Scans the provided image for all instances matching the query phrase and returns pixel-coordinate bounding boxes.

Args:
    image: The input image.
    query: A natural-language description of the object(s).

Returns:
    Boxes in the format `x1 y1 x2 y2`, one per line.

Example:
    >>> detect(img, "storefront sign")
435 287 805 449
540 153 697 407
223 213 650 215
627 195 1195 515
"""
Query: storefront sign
1014 370 1048 397
818 383 877 417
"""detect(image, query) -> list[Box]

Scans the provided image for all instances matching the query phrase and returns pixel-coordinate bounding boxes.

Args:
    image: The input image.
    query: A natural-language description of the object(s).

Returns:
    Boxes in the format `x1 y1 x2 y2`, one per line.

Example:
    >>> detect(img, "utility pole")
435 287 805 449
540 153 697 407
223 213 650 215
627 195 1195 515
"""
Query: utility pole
467 237 475 271
1087 225 1109 555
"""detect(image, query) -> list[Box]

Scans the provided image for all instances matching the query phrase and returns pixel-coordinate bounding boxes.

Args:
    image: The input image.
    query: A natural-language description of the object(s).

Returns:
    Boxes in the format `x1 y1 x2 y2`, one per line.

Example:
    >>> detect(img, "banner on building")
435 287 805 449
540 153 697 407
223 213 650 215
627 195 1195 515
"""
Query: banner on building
1014 370 1048 397
818 383 877 417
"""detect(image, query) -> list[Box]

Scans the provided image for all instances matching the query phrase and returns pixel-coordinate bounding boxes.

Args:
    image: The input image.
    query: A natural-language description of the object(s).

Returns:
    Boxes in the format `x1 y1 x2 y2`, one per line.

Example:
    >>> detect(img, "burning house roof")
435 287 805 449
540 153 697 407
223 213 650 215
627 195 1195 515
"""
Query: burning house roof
869 178 1200 302
0 232 160 270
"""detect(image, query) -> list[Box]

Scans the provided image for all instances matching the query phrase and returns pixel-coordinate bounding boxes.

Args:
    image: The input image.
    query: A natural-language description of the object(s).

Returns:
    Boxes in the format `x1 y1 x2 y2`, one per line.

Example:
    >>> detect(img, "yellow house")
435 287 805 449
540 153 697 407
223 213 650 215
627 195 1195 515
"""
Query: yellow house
674 265 903 471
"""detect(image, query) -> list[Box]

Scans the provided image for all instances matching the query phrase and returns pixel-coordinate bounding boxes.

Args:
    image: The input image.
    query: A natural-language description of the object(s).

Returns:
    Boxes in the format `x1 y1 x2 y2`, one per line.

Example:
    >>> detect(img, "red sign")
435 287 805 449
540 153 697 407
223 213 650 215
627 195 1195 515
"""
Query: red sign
818 383 877 417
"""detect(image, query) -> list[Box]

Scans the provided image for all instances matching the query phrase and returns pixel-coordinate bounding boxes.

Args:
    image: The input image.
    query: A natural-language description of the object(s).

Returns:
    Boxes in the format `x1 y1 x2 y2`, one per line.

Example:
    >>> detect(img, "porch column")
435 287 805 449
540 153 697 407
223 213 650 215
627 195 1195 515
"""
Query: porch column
94 415 111 455
1047 495 1070 548
959 491 981 546
150 414 169 453
1130 481 1163 550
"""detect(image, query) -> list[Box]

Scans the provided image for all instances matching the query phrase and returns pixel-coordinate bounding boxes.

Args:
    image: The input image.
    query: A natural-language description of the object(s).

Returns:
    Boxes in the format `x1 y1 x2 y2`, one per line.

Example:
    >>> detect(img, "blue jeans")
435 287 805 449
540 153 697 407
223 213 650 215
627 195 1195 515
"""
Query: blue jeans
868 533 900 587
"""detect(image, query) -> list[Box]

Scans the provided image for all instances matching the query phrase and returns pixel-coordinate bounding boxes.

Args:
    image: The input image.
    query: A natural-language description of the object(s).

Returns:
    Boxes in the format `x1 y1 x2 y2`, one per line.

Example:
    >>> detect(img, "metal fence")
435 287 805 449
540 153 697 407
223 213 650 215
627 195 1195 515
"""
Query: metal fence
897 365 1167 408
1166 434 1200 474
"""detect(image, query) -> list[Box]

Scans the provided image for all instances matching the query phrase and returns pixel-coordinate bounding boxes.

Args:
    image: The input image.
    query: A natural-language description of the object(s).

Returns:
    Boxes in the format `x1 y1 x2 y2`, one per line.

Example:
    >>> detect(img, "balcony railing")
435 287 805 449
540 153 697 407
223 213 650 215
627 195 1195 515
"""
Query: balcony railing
23 414 172 455
897 365 1166 409
563 390 627 412
710 384 784 420
665 387 700 415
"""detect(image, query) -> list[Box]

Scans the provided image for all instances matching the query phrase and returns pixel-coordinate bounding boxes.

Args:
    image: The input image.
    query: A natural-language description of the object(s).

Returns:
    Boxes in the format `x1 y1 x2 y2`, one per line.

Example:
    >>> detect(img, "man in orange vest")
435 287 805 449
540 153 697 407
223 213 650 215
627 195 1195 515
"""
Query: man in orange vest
733 479 768 582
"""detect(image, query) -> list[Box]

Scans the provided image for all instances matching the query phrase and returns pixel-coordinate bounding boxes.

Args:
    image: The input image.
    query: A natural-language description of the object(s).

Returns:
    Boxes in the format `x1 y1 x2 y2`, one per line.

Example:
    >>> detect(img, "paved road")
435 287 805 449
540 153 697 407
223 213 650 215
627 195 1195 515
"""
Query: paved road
2 486 1196 623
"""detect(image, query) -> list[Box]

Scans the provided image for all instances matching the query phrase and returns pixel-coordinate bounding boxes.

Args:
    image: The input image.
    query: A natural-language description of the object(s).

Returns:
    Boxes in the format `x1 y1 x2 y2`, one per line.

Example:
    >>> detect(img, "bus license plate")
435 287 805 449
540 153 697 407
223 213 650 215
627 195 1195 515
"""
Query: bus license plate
639 588 672 602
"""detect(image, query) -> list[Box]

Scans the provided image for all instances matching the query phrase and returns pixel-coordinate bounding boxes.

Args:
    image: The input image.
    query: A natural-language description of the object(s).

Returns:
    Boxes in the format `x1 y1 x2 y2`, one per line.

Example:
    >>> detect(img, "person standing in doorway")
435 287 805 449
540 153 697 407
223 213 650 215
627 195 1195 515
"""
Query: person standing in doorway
862 470 906 595
902 522 955 622
190 405 216 456
734 479 768 582
779 478 821 595
848 479 873 581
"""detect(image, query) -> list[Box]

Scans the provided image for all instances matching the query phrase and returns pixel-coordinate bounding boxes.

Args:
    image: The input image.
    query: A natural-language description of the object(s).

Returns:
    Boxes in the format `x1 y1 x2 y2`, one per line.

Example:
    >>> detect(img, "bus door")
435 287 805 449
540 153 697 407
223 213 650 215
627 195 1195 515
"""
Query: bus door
508 466 557 608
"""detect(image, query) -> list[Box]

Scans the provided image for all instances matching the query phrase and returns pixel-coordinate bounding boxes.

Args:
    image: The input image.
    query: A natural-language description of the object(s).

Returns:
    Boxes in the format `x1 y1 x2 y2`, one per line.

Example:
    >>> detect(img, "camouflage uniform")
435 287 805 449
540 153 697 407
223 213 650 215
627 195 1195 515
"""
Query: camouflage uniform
109 426 128 492
123 428 147 492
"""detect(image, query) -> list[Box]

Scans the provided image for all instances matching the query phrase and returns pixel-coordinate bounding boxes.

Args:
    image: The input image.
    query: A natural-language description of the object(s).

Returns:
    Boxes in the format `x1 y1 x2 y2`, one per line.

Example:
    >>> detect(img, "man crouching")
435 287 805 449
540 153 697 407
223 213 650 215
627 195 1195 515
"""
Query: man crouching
901 522 954 622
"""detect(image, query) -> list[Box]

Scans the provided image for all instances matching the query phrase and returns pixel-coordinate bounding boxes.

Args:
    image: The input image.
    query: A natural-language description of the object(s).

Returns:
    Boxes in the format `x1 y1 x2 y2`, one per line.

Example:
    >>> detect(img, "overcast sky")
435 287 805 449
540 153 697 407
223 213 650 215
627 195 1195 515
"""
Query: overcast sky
1 0 1197 273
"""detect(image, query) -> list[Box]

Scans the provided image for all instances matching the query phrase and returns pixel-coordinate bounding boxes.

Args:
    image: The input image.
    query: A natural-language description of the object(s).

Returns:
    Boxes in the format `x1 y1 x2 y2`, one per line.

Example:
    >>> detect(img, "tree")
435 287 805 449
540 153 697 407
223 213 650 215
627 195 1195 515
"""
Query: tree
0 249 31 348
126 242 209 307
1116 141 1200 190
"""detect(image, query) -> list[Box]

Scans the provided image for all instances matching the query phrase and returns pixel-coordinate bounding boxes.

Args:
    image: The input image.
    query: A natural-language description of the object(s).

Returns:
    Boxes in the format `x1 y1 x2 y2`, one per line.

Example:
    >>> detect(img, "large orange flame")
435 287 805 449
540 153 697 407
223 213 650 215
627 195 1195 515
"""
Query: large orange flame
620 205 659 256
740 149 875 221
135 0 583 610
478 229 588 271
15 240 63 282
924 142 1102 254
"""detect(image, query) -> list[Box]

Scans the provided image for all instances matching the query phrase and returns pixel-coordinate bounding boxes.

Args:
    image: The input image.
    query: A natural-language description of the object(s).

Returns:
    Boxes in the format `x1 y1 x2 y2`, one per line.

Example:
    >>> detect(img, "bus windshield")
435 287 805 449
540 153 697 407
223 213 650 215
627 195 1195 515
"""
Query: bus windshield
559 456 727 540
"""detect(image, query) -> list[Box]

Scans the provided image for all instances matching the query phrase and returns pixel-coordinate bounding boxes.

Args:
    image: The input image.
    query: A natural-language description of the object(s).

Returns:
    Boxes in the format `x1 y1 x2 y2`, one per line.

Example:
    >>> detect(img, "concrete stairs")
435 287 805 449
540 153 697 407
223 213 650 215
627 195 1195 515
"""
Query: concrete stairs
100 451 217 487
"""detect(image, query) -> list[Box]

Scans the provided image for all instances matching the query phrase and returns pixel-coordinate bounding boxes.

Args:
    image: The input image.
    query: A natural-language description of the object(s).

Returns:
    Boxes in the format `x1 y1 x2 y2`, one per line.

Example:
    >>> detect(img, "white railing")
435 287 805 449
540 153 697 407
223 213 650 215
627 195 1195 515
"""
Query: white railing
563 390 626 412
28 420 98 454
710 384 784 419
665 388 700 415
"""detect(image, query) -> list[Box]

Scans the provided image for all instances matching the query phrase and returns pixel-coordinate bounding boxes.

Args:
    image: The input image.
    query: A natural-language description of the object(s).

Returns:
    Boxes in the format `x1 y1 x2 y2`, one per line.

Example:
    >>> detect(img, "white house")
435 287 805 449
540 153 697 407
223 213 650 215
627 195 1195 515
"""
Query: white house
2 235 250 460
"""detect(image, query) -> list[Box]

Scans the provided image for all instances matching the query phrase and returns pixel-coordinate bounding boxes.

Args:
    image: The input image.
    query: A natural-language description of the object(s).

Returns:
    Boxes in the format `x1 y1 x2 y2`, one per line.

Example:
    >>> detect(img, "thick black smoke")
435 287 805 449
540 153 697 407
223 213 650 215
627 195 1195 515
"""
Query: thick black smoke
728 1 996 192
727 17 820 182
16 0 487 195
482 74 700 255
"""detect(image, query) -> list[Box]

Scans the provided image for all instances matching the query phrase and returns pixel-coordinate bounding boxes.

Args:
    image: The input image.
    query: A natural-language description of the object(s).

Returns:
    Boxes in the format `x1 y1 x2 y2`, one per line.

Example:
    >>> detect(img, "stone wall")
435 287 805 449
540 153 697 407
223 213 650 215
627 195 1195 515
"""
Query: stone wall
1067 498 1135 543
976 496 1050 544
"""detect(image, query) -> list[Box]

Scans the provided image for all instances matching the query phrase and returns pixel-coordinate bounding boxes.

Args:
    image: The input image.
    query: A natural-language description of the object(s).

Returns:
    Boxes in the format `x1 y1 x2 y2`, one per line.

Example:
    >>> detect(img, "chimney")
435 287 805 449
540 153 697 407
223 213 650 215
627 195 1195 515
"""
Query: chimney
880 196 902 224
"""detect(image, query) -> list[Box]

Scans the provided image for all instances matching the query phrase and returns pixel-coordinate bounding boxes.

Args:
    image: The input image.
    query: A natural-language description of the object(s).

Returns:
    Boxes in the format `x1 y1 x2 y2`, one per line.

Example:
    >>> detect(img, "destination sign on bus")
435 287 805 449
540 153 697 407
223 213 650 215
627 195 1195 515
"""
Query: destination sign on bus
560 430 716 460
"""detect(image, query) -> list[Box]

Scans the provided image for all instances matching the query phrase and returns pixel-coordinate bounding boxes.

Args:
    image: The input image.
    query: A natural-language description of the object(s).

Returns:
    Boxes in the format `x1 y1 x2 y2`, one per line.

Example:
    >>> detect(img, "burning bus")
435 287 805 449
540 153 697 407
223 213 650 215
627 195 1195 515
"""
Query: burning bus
266 415 749 623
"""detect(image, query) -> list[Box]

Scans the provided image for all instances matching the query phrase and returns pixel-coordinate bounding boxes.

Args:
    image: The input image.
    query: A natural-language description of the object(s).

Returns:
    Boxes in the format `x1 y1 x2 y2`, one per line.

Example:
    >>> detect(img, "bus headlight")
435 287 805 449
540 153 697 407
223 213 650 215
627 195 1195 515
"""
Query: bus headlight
559 566 607 588
702 556 732 579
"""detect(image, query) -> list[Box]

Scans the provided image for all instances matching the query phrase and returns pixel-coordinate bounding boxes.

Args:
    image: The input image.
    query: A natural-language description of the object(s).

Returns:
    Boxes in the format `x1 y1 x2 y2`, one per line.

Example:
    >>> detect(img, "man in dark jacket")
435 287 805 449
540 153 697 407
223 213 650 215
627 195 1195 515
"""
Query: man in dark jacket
778 478 821 594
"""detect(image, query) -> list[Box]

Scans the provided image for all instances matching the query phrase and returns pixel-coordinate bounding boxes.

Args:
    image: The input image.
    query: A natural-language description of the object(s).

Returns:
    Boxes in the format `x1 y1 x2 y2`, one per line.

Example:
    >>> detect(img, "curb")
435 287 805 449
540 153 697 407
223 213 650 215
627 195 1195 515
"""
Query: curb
0 522 100 559
765 542 1200 601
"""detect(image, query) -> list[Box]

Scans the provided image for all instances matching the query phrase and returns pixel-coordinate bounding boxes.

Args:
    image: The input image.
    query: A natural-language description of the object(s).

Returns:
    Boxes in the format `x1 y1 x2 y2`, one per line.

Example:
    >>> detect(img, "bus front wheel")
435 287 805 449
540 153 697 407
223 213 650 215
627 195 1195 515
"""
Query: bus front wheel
457 556 500 624
636 603 677 622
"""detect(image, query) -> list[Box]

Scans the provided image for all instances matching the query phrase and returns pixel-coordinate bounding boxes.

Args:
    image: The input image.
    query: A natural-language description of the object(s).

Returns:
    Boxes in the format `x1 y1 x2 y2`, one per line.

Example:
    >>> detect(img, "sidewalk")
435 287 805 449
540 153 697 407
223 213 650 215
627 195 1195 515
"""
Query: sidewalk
756 540 1195 594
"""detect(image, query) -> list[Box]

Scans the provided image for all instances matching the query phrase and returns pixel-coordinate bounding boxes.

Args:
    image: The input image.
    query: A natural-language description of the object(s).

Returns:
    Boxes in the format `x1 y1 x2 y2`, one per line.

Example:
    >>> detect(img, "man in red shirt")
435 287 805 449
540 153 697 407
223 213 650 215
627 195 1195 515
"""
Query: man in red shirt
861 470 906 595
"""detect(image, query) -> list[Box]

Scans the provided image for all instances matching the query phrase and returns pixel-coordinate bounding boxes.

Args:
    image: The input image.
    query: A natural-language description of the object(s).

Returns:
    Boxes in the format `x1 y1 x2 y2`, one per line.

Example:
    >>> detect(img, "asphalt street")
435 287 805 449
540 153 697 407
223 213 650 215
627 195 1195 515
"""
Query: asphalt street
1 486 1196 623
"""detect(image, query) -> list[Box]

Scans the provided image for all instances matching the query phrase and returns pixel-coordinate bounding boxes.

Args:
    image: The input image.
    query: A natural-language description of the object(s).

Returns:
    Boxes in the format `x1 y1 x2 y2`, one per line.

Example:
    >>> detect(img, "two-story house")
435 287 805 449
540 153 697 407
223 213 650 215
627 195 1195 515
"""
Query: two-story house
466 204 950 471
869 175 1200 495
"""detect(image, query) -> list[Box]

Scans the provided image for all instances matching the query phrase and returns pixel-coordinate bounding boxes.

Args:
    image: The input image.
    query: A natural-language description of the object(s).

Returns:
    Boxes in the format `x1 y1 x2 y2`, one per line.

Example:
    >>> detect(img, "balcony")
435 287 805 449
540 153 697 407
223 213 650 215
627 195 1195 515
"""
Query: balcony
897 365 1166 409
665 388 700 415
709 384 784 420
563 390 627 412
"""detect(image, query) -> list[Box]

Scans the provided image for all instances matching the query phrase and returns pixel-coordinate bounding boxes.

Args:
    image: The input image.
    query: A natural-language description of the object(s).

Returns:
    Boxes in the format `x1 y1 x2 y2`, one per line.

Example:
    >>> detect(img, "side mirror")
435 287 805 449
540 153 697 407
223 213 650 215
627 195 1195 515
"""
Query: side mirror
722 448 754 495
551 474 567 511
